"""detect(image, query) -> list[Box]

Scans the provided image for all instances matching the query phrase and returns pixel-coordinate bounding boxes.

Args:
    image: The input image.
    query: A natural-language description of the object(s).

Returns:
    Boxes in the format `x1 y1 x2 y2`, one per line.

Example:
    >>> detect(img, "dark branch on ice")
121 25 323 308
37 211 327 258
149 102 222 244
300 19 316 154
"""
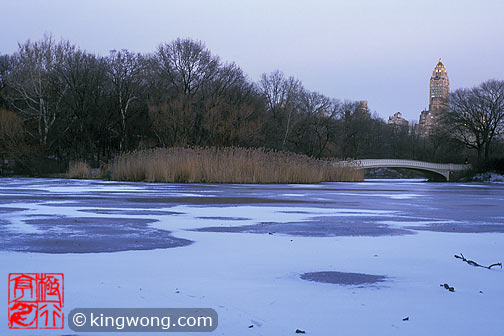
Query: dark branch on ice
454 253 502 270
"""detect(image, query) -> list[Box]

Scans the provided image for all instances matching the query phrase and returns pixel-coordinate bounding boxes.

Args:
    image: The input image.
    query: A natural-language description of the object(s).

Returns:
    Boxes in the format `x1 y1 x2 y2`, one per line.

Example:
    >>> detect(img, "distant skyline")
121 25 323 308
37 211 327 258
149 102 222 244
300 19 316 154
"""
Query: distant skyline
2 0 503 121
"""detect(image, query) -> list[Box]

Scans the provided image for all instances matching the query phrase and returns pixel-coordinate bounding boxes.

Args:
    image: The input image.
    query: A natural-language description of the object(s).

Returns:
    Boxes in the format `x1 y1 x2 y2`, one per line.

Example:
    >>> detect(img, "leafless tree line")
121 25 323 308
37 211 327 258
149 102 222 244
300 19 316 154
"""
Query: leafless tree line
0 35 502 173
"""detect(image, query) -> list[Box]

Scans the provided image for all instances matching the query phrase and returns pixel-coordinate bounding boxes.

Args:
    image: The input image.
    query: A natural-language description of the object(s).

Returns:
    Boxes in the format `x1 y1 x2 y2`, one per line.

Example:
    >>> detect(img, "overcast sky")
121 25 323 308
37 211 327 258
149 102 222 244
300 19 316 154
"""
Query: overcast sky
2 0 503 121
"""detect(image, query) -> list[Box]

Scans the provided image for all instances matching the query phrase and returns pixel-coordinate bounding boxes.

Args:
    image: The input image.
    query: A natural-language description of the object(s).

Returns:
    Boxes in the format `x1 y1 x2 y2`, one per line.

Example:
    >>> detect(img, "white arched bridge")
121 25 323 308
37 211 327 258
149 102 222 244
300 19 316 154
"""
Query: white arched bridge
337 159 471 181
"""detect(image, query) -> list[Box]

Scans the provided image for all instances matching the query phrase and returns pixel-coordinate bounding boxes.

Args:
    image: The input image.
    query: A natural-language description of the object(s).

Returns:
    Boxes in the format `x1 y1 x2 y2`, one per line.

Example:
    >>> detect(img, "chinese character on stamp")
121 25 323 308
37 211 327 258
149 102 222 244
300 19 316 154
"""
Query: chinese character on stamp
8 273 64 329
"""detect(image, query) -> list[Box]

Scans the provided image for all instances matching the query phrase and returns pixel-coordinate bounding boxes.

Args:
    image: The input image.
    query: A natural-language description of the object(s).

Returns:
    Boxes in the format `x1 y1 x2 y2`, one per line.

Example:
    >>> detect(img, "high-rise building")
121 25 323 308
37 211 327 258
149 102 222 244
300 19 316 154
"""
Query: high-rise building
430 60 450 102
416 59 450 136
388 112 409 128
356 100 370 117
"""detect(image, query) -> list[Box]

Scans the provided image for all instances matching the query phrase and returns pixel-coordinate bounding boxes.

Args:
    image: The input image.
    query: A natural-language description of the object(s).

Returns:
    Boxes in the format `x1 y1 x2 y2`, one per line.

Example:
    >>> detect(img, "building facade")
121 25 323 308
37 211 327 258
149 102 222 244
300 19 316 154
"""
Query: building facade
388 112 409 128
356 100 370 117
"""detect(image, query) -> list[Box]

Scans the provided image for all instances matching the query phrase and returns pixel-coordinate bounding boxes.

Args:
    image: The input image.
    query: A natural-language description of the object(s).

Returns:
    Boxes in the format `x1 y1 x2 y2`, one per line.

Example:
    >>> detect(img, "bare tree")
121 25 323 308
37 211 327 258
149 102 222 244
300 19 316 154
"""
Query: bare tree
258 70 303 149
147 39 224 146
4 35 72 145
155 38 219 98
335 101 365 158
290 91 336 157
199 62 261 146
202 62 251 105
148 94 197 146
107 49 146 151
54 47 109 160
450 80 504 160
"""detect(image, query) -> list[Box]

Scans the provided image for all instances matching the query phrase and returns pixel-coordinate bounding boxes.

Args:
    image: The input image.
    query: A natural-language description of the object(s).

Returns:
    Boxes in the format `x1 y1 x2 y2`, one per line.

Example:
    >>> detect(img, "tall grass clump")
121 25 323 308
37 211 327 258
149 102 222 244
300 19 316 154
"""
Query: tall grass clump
110 147 363 183
66 160 92 179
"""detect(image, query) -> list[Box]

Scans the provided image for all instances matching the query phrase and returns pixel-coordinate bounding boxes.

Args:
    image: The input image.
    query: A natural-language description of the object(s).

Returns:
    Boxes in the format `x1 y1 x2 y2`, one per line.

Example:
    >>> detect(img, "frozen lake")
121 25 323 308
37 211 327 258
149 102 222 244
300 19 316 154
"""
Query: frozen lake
1 178 503 335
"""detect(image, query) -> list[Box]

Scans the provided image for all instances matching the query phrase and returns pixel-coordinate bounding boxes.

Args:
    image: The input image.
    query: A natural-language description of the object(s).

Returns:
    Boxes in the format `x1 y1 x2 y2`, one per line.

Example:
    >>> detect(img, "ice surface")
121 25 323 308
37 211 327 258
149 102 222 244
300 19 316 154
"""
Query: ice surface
1 177 503 335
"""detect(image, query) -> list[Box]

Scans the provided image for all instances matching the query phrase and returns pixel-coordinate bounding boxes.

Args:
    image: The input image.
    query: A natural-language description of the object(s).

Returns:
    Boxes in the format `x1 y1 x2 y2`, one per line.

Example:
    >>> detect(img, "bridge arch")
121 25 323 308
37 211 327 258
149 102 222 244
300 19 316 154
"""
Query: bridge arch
337 159 470 182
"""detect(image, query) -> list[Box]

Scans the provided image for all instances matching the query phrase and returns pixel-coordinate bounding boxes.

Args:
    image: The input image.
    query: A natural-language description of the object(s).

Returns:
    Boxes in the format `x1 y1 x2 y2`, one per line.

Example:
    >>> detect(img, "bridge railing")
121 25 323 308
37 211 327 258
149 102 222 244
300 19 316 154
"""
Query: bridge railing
336 159 470 171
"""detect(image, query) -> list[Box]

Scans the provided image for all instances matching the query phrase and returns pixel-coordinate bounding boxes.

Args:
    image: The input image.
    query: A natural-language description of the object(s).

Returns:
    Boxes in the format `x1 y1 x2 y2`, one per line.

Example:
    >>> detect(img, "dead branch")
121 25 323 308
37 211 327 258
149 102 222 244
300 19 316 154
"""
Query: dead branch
454 253 502 270
440 283 455 292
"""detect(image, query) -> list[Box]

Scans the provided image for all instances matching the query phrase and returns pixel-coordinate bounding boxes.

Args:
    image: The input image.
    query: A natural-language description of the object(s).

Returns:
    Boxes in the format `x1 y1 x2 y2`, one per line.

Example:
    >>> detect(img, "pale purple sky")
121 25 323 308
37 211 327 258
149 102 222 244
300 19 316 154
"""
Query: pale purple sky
2 0 503 121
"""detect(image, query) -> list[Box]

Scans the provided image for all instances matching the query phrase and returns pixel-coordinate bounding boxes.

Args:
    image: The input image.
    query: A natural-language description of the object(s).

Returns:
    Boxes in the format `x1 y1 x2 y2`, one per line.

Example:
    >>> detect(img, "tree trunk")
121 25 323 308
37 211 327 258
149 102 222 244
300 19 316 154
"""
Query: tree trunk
484 142 490 160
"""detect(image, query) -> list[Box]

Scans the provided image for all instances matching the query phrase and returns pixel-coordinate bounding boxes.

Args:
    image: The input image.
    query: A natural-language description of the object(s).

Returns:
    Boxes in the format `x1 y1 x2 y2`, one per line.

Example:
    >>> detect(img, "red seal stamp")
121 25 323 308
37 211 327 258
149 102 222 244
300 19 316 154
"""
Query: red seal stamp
8 273 64 329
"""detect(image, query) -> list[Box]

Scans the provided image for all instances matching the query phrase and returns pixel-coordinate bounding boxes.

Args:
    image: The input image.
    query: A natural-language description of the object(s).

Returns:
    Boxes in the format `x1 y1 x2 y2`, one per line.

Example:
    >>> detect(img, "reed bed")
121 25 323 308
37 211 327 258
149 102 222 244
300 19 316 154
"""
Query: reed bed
66 160 92 179
110 147 362 183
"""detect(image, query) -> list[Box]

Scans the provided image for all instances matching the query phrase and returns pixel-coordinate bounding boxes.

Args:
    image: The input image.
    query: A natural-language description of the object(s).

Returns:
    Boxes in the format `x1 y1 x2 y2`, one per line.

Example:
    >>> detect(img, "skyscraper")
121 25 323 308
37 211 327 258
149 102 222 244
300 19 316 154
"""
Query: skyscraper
416 59 450 136
429 59 450 111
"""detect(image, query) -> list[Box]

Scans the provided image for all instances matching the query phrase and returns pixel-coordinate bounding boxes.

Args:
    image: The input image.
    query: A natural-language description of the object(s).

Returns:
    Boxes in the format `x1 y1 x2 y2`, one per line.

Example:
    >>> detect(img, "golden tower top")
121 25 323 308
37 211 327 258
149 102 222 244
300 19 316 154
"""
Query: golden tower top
434 58 446 73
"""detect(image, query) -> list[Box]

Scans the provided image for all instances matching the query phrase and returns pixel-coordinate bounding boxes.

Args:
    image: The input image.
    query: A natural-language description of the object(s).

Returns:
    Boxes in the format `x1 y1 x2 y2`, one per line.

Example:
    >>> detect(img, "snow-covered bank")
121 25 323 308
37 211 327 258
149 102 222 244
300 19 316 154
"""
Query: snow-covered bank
468 172 504 183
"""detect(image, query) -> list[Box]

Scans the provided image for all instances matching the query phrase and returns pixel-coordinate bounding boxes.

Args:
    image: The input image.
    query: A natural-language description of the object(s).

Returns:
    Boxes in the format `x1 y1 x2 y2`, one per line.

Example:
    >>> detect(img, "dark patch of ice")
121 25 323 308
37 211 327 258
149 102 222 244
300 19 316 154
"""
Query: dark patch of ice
194 216 414 237
406 223 504 233
196 216 250 221
127 197 310 205
77 209 183 216
0 207 28 213
1 217 192 253
300 271 387 285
